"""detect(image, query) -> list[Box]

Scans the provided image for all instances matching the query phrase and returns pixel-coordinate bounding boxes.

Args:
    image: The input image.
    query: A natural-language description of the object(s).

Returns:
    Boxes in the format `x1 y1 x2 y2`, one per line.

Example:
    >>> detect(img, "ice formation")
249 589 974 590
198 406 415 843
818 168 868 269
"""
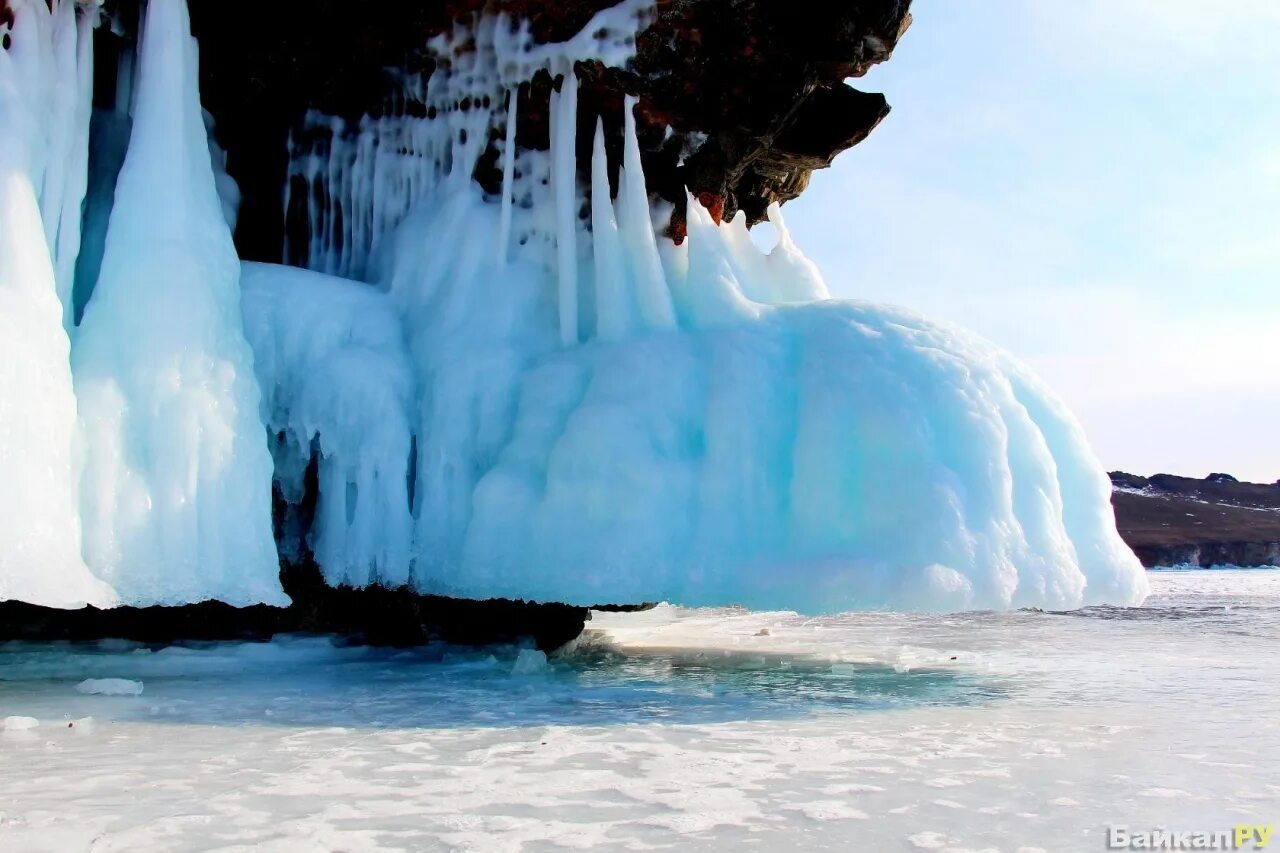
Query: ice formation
71 0 283 606
0 0 114 608
240 262 413 589
0 0 1148 614
75 677 144 696
281 2 1146 612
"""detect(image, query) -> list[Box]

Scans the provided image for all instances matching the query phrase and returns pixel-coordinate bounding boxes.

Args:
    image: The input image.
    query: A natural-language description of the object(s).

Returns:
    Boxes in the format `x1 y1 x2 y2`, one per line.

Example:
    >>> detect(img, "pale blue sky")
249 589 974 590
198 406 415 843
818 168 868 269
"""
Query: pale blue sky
786 1 1280 482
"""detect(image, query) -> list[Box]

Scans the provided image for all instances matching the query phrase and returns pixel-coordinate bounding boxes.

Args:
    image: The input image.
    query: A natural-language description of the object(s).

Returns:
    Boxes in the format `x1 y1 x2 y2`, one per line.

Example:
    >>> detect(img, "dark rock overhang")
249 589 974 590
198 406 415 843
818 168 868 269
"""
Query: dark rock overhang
90 0 910 261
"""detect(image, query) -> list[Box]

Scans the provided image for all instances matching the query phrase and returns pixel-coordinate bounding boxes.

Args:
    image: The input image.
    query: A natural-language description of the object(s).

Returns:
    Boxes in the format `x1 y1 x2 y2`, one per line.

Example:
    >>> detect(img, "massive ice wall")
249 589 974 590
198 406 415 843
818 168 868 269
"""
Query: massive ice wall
0 0 115 609
279 2 1148 612
0 0 1146 614
72 0 283 606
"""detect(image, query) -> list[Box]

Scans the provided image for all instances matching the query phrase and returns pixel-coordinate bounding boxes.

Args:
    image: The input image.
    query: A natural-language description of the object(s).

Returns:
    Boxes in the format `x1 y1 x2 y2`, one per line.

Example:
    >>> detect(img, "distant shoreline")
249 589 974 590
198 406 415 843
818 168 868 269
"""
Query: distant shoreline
1111 472 1280 569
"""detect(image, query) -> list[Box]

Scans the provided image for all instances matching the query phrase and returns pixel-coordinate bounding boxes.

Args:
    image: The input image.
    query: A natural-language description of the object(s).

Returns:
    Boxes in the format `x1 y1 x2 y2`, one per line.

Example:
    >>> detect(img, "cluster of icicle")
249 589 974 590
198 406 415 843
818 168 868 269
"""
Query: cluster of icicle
0 0 109 607
275 1 1147 611
2 0 277 608
0 0 1149 614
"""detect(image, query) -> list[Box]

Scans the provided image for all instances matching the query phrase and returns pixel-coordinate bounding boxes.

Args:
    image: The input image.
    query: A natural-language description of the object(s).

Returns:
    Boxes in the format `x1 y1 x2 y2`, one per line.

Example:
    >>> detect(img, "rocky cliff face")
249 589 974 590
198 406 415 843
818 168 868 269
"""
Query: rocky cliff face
93 0 911 260
1111 472 1280 568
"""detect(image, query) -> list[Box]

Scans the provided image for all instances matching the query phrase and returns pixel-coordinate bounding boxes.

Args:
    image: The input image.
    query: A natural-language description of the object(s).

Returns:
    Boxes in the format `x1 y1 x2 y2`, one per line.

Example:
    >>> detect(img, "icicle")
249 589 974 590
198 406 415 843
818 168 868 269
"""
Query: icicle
617 95 676 331
316 464 359 586
37 1 76 259
762 200 829 301
675 189 760 327
241 262 414 593
8 0 97 334
114 38 136 116
51 1 95 333
282 2 654 279
591 118 630 341
497 86 518 265
73 0 283 607
552 66 580 345
0 0 116 608
243 0 1147 615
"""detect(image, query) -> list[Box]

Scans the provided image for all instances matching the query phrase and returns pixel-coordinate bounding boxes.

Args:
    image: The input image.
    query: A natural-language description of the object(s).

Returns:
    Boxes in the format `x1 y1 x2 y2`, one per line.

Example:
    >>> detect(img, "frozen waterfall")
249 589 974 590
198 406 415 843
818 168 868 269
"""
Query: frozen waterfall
0 0 1148 615
0 0 113 608
281 2 1146 612
72 0 283 606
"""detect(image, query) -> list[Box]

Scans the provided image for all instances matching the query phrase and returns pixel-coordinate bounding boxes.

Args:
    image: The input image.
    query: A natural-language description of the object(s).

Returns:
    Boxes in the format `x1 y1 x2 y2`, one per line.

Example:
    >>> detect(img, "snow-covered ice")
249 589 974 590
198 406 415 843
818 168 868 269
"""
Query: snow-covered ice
75 678 143 696
0 715 40 731
0 570 1274 850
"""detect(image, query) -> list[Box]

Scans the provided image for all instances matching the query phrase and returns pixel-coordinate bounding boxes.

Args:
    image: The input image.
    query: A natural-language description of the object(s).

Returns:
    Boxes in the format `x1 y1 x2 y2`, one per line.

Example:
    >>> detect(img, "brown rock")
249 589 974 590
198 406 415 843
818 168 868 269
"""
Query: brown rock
87 0 911 260
1110 471 1280 568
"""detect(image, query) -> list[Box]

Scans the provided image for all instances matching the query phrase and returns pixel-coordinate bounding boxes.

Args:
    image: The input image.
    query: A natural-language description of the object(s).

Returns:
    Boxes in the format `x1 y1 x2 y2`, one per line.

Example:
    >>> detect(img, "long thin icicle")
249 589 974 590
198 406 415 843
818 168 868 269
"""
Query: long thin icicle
592 118 630 341
50 1 95 333
497 86 518 264
617 95 676 331
551 66 580 346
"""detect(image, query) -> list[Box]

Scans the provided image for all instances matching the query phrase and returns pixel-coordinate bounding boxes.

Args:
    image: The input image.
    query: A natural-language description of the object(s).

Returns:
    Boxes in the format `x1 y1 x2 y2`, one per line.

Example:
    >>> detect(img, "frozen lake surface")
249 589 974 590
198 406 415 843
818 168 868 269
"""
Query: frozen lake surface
1 570 1277 851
